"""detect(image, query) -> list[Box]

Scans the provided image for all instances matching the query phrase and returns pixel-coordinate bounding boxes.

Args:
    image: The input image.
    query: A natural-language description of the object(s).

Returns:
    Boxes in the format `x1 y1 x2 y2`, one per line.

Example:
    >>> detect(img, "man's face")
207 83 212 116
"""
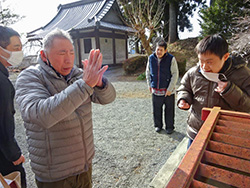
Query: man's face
198 52 229 73
0 36 22 67
46 38 75 76
156 46 167 59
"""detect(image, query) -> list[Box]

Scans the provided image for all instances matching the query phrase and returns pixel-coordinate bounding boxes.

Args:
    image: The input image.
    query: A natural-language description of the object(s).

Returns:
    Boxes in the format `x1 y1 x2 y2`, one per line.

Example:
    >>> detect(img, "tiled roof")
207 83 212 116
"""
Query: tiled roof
27 0 134 41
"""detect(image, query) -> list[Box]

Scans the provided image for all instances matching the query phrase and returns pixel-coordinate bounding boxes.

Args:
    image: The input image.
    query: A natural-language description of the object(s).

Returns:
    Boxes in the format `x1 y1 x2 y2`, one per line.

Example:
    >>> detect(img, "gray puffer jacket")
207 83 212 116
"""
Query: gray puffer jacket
177 56 250 140
15 57 116 182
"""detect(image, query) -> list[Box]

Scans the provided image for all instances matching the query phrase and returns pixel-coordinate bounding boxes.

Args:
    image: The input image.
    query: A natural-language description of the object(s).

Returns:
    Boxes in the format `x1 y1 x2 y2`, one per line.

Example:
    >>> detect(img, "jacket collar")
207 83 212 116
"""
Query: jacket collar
220 55 246 74
0 61 9 77
153 52 168 60
219 58 231 73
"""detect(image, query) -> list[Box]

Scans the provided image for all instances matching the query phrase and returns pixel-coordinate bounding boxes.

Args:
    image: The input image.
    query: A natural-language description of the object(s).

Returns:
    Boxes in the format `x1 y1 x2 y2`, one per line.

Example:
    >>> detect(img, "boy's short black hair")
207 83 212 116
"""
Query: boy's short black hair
0 25 20 48
195 34 228 59
157 40 167 50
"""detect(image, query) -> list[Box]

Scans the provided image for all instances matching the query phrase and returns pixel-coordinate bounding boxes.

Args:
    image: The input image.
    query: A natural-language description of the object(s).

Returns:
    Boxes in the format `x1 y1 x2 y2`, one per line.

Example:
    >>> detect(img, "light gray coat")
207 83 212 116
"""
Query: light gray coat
15 57 116 182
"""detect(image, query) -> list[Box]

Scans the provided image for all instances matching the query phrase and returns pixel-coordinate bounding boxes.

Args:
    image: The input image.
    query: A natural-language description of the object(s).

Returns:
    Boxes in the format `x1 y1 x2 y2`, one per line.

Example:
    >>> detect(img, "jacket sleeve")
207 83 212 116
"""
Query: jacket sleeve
220 75 250 113
177 69 194 106
91 77 116 104
0 86 21 162
15 68 95 129
167 57 179 93
145 57 151 88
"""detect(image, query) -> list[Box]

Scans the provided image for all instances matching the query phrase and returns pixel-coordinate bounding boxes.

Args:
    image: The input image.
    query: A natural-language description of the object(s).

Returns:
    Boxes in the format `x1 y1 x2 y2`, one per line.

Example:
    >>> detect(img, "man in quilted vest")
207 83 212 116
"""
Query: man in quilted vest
146 40 179 134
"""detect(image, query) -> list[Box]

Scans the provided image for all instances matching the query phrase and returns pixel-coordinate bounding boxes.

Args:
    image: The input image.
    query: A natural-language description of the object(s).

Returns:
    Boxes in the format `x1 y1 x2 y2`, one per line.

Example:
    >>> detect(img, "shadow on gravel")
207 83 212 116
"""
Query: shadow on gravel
158 130 186 142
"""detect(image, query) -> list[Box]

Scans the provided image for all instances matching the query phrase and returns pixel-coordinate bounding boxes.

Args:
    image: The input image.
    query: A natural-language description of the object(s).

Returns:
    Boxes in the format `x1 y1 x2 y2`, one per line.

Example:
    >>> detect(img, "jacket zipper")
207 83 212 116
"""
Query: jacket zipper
67 78 88 169
157 60 160 89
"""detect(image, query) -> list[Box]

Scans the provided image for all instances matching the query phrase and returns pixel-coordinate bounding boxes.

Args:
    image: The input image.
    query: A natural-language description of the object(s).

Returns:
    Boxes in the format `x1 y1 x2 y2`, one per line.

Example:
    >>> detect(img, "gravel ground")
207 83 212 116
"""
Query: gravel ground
10 66 188 188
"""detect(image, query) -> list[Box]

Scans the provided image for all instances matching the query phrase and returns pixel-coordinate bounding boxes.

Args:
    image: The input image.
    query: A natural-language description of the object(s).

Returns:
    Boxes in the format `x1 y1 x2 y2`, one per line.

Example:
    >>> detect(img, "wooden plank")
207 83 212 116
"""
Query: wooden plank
202 107 250 122
207 140 250 160
203 150 250 174
217 119 250 130
211 132 250 148
219 114 250 124
214 126 250 139
190 179 217 188
197 163 250 188
218 109 250 119
167 107 250 188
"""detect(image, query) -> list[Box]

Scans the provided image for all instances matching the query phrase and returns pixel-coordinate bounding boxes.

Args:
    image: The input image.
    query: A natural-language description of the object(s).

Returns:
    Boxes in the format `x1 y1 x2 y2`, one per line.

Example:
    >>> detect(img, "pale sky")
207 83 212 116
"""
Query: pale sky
2 0 74 40
2 0 203 42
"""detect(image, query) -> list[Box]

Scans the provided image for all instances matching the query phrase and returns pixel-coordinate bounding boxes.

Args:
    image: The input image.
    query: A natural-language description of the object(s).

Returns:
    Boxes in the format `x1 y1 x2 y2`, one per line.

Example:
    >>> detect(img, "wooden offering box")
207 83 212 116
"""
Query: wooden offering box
166 107 250 188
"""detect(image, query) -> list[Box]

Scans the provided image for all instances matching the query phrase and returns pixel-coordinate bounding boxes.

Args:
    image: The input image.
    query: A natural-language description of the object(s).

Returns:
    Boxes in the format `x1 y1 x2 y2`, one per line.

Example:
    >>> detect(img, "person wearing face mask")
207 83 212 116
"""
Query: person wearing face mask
0 26 26 187
177 34 250 149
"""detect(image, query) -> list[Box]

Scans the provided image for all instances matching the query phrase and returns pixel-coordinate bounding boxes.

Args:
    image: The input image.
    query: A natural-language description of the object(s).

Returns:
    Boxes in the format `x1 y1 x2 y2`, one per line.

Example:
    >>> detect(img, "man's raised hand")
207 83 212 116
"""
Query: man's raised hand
82 49 108 87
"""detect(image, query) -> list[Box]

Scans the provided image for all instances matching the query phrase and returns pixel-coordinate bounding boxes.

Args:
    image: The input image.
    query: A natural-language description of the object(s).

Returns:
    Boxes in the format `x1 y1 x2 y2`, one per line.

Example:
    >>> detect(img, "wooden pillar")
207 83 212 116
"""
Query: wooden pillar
125 32 128 59
77 37 82 68
95 28 100 49
112 30 116 65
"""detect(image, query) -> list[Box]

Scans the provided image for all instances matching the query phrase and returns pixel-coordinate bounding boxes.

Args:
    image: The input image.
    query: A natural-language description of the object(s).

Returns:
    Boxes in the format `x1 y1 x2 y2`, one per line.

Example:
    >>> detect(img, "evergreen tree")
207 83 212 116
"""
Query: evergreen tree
167 0 206 43
199 0 249 38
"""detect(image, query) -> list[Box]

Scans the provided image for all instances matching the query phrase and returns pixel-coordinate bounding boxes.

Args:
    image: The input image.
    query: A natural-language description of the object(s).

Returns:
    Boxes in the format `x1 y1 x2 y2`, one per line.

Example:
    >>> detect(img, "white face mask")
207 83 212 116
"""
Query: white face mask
0 46 23 67
200 69 227 83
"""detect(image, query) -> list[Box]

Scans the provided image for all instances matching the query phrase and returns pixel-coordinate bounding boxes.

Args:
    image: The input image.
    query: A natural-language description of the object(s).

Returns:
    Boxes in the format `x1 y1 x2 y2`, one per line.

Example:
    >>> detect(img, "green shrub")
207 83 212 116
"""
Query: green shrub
137 72 146 80
122 55 148 75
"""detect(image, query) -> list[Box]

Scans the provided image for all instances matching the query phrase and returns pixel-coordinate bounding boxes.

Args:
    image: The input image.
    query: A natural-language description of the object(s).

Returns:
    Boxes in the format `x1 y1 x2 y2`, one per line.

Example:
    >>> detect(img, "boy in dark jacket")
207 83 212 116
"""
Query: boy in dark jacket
0 26 26 187
146 41 179 134
177 34 250 148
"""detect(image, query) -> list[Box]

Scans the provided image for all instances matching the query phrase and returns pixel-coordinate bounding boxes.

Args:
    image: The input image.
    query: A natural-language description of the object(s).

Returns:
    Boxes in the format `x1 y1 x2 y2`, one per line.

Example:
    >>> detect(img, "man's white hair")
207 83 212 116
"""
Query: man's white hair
43 28 73 52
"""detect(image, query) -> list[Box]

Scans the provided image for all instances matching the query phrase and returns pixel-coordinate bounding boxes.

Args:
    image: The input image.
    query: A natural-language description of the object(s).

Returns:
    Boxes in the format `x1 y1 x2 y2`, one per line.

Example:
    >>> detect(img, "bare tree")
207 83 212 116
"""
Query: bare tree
118 0 166 55
0 0 24 26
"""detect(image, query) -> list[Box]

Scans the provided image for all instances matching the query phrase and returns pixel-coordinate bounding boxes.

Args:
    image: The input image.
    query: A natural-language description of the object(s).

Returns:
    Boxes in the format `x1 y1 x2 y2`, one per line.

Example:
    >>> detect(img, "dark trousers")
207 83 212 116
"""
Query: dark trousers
187 138 193 149
152 94 175 130
0 151 26 188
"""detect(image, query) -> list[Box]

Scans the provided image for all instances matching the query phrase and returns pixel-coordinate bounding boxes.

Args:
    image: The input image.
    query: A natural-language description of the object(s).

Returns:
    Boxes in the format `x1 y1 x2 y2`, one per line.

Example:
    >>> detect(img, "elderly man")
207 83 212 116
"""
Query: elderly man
15 29 116 188
0 26 26 187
